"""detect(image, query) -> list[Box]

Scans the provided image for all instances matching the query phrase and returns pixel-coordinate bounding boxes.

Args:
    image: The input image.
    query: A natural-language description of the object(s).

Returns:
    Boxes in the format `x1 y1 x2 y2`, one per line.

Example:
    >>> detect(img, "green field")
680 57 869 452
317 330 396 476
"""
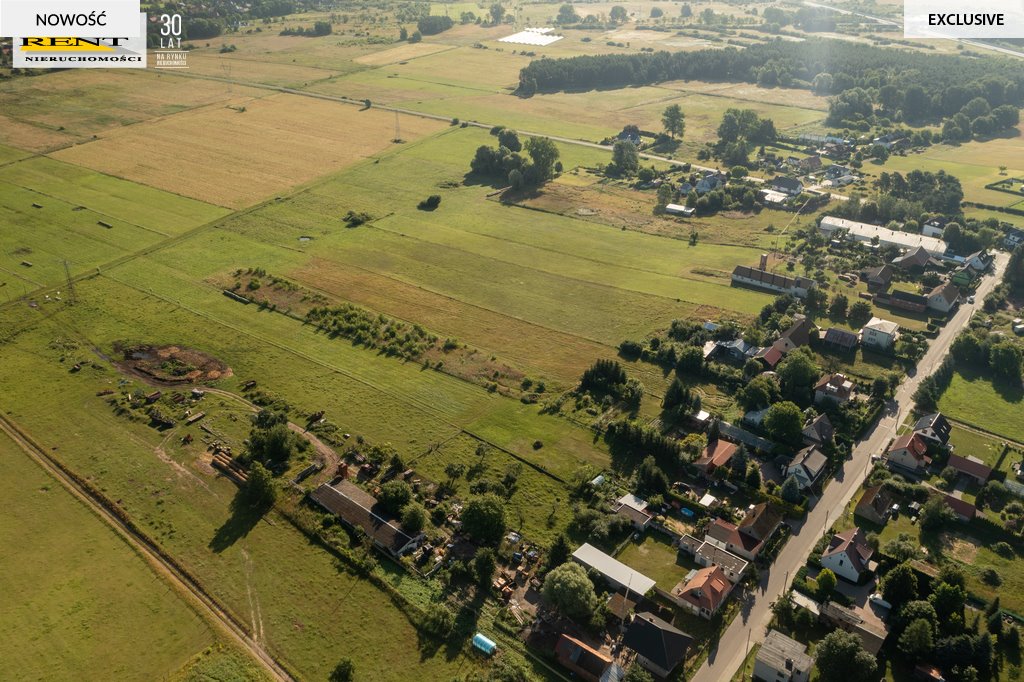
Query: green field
616 532 692 590
947 425 1010 469
938 369 1024 444
0 431 216 681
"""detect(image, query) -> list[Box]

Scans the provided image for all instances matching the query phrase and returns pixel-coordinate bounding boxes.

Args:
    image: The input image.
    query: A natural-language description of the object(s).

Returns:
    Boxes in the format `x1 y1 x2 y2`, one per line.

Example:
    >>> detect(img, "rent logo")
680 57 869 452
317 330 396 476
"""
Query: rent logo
14 13 146 68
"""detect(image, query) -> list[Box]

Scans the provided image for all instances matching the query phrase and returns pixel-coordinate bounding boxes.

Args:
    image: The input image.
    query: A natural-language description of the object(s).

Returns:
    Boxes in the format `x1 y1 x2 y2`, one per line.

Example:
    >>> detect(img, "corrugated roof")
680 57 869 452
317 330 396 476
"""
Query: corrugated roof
572 543 656 595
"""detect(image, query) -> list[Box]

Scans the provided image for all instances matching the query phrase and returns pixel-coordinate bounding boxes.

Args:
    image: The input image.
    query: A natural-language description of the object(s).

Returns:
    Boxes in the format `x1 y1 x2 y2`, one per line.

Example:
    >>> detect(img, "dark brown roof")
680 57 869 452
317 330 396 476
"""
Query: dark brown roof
707 518 761 554
928 281 960 303
738 503 782 543
623 613 693 675
310 480 419 555
891 289 929 306
855 485 895 519
732 265 815 291
823 327 859 349
823 527 874 574
803 413 835 443
946 454 992 482
780 315 813 347
554 634 613 682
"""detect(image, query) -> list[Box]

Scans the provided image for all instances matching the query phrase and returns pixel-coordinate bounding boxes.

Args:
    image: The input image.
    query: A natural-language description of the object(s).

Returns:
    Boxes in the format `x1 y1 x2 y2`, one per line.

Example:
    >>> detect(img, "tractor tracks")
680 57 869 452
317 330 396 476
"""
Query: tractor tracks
0 413 297 682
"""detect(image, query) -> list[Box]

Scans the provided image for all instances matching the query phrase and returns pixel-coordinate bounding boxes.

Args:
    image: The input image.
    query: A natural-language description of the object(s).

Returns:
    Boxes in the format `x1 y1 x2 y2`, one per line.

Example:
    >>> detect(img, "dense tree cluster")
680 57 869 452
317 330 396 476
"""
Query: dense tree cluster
951 328 1024 385
830 170 963 225
578 359 644 408
245 409 309 468
306 302 436 360
470 130 560 189
517 39 1024 131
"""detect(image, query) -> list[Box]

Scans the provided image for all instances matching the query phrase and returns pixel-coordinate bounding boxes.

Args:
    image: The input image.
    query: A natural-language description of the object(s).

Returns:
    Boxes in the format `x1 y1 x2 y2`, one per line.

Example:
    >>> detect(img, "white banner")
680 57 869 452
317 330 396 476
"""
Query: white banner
13 13 147 68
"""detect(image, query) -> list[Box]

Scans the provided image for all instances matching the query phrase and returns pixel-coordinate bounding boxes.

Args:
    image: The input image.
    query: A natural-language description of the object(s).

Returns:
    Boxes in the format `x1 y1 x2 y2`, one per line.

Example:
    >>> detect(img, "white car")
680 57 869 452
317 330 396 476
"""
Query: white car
968 295 976 304
869 593 892 609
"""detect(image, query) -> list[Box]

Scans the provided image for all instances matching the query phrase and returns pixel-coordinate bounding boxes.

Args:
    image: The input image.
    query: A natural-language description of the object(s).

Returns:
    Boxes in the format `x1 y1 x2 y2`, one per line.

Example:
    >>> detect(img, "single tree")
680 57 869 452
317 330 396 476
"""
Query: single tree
764 401 804 445
329 658 355 682
489 2 505 23
815 630 878 682
378 479 412 515
780 474 802 504
557 3 579 23
662 104 685 139
817 568 837 600
474 548 497 586
542 562 599 619
525 136 560 183
401 503 426 533
882 562 918 607
244 461 277 508
609 5 628 23
611 140 640 176
547 533 571 570
461 493 507 544
899 618 935 661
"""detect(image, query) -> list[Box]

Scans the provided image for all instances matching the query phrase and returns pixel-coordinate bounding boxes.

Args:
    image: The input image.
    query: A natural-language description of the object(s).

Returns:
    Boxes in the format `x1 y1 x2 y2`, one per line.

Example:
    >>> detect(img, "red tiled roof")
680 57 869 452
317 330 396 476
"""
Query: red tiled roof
823 527 874 575
695 439 738 470
674 566 731 613
707 518 760 554
942 493 977 520
889 433 928 459
946 454 992 482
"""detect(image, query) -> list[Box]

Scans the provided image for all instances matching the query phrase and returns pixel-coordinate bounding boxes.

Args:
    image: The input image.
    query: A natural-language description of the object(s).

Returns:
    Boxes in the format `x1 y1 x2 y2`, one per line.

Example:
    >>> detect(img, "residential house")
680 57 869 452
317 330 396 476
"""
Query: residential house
617 128 641 145
923 217 948 239
891 246 935 271
887 433 931 473
623 612 693 678
717 338 759 362
888 289 929 313
872 133 908 150
694 439 739 476
823 327 859 352
814 373 854 405
755 345 784 369
817 600 889 654
572 543 656 596
771 176 804 196
754 630 814 682
861 264 895 290
802 413 835 446
941 493 977 522
613 494 653 530
824 165 851 180
706 518 762 561
671 566 733 619
679 534 748 582
927 282 960 313
554 634 624 682
784 445 829 490
913 413 952 446
798 155 822 172
861 317 900 351
737 502 783 555
731 265 817 299
821 527 875 583
310 479 425 557
946 454 992 485
1004 227 1024 250
965 250 992 273
696 172 727 195
821 142 850 158
772 314 814 354
854 485 897 525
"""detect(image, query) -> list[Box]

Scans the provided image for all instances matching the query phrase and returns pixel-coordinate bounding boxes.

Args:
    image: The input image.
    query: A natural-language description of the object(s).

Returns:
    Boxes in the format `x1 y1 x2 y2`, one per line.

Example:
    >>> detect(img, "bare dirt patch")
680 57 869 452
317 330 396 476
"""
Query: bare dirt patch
941 531 980 563
115 342 232 384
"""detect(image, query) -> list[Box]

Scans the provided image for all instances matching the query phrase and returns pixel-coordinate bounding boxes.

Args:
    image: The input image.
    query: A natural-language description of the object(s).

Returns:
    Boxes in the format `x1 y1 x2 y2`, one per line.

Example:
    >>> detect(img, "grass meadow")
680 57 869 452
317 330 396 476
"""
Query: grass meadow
0 430 216 681
938 368 1024 444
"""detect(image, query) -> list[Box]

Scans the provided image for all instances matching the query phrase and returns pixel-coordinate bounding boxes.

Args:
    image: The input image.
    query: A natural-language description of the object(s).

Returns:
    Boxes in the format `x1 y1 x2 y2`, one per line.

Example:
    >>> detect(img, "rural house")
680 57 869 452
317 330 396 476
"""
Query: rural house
798 155 822 172
755 629 814 682
613 494 654 530
771 176 804 196
923 217 948 238
622 612 693 678
694 439 739 476
891 245 934 271
820 527 875 583
887 433 931 473
678 535 749 582
814 373 854 405
854 485 897 525
926 282 960 313
802 413 835 446
861 264 894 290
784 445 828 489
671 565 732 619
310 479 424 558
737 502 782 555
554 634 624 682
913 413 952 446
772 314 814 354
705 518 763 561
941 493 977 522
861 317 900 351
945 454 992 485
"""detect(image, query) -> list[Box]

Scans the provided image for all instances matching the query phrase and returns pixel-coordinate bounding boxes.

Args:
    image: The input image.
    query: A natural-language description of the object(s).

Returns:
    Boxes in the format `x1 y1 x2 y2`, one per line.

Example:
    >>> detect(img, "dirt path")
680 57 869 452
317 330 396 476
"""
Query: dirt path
0 413 296 682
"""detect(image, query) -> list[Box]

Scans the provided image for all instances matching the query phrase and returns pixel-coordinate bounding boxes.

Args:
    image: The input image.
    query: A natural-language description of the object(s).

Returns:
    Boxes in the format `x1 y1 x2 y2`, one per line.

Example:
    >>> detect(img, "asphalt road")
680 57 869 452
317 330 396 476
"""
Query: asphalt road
691 252 1009 682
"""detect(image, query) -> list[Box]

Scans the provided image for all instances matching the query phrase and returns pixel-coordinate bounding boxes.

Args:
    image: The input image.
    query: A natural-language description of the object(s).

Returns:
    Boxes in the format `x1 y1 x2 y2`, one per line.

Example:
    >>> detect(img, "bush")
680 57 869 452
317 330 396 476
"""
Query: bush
418 195 442 210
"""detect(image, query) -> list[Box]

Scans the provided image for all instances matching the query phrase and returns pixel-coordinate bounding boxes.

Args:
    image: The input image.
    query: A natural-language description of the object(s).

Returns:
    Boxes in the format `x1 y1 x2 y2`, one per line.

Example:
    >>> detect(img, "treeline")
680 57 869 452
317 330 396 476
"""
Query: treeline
829 170 963 224
950 328 1024 384
281 21 331 36
605 418 683 471
516 38 1024 127
306 303 436 360
417 15 453 35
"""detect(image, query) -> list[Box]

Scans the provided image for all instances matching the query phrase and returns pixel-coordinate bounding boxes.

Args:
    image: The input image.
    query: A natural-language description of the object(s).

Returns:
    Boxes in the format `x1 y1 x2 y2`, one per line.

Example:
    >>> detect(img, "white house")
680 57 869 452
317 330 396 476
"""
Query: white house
861 317 900 350
820 527 875 583
784 445 828 490
927 281 960 313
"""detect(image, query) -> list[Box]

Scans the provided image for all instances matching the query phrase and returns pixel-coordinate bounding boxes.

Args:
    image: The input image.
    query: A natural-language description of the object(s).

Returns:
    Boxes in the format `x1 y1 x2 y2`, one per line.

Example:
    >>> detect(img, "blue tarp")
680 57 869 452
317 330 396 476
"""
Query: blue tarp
472 633 496 656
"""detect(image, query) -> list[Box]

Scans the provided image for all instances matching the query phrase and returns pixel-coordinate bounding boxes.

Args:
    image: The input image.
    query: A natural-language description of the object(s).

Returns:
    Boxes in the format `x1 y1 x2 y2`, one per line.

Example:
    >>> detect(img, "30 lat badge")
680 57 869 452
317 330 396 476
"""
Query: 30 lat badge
152 13 188 69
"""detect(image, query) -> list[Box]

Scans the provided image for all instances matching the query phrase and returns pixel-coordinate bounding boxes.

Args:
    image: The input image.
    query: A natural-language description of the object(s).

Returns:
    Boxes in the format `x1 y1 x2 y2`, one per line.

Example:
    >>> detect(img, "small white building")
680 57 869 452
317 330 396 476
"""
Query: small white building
820 527 875 583
664 203 695 217
861 317 900 350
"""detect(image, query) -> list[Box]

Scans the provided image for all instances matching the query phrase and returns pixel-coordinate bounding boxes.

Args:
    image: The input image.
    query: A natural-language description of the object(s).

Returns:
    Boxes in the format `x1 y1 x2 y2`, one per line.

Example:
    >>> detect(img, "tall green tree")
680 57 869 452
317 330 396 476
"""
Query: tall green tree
461 494 507 544
611 140 640 176
542 562 599 619
662 104 685 139
525 136 560 183
815 630 878 682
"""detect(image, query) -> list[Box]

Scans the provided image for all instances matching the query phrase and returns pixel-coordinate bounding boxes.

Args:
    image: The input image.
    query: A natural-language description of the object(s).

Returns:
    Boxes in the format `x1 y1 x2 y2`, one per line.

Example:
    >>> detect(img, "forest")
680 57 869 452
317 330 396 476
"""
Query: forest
517 38 1024 129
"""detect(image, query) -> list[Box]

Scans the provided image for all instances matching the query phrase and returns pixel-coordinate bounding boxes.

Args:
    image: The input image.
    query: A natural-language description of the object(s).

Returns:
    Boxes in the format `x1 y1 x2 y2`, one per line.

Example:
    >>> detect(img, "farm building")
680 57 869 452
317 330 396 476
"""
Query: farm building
572 544 655 597
731 265 817 299
623 612 692 679
821 527 875 583
860 264 894 290
823 327 858 352
945 454 992 484
819 216 948 256
887 289 928 313
755 630 814 682
310 479 424 557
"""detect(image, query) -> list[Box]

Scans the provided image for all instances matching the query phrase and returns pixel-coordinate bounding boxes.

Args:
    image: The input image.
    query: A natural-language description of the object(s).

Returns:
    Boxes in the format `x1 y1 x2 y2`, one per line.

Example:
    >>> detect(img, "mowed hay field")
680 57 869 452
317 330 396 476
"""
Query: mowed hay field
938 369 1024 443
51 93 448 208
0 70 268 152
0 303 485 682
0 432 215 681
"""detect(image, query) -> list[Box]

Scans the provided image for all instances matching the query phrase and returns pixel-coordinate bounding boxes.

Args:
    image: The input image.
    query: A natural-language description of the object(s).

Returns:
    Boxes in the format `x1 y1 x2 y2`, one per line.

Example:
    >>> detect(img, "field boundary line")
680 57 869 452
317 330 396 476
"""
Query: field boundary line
947 416 1024 450
0 413 297 682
